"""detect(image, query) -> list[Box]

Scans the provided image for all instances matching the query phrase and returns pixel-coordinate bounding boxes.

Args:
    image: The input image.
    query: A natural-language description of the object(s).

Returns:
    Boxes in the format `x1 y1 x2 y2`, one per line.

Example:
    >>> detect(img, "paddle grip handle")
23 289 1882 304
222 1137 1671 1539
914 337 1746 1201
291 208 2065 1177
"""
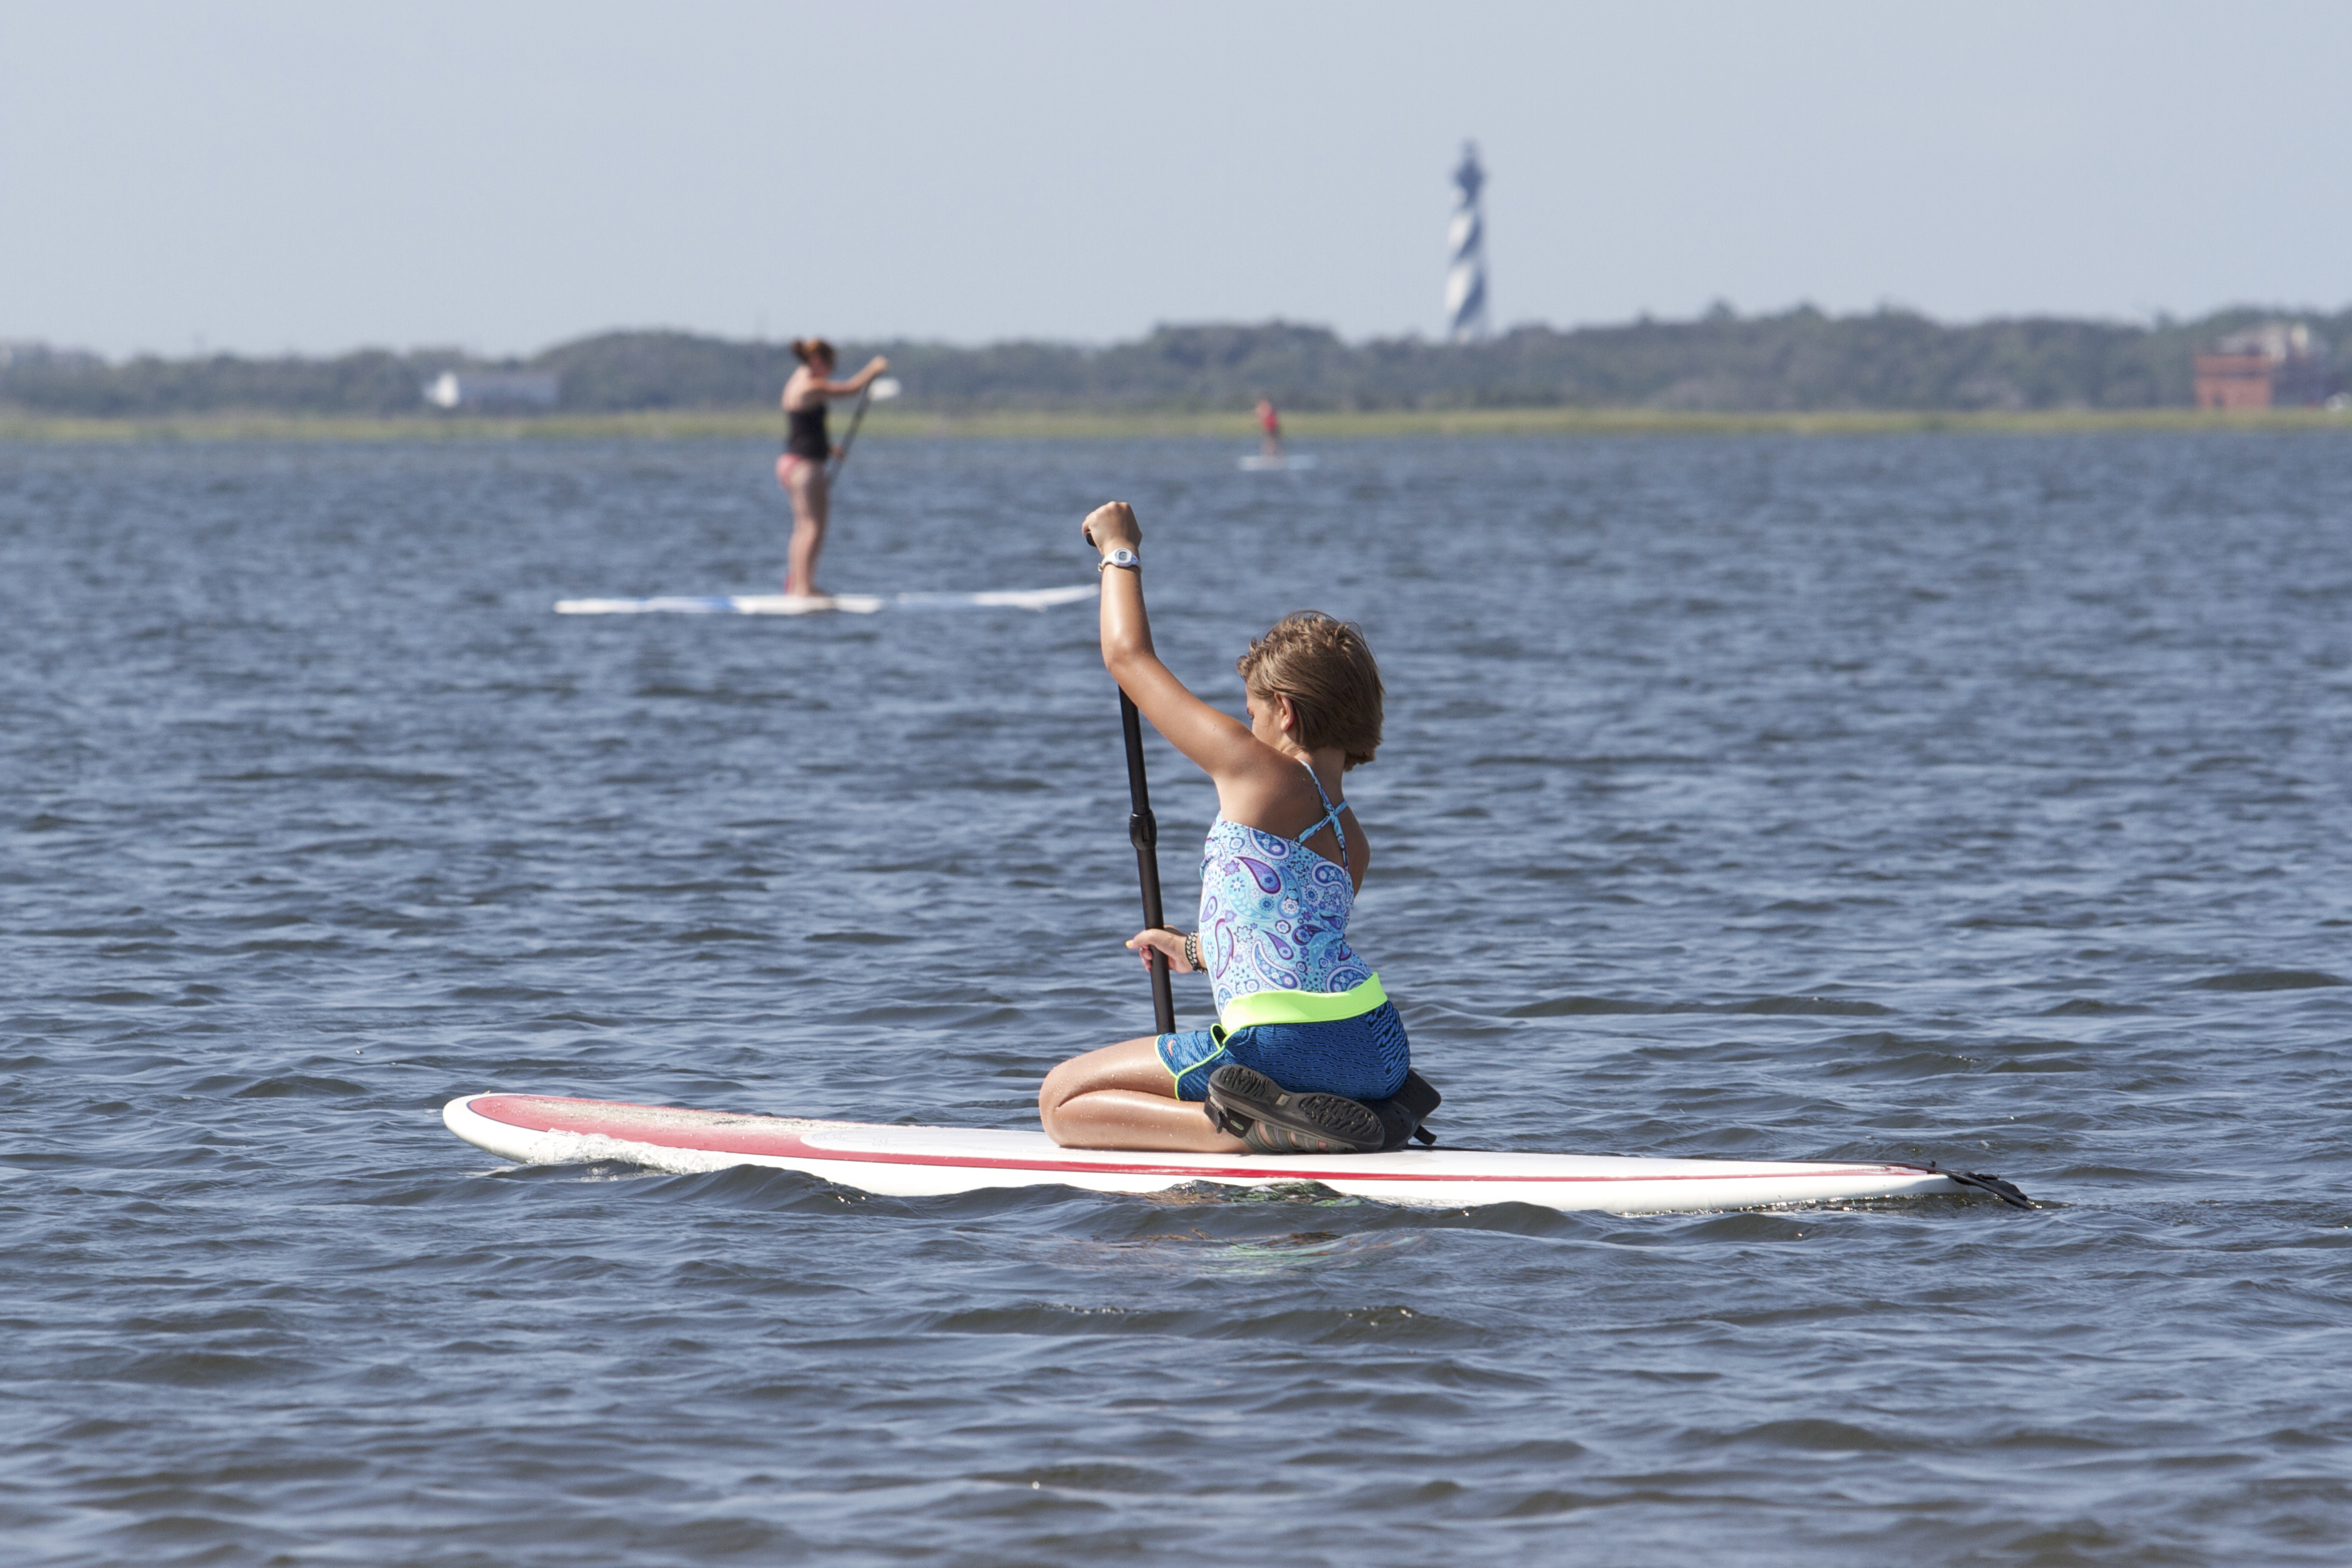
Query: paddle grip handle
1120 690 1177 1036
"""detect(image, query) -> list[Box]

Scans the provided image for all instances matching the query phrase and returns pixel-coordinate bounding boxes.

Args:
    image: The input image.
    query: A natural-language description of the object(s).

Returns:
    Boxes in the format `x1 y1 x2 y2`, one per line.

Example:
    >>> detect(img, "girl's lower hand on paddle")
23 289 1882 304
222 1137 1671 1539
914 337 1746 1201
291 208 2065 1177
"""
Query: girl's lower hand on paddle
1082 502 1141 553
1126 927 1196 973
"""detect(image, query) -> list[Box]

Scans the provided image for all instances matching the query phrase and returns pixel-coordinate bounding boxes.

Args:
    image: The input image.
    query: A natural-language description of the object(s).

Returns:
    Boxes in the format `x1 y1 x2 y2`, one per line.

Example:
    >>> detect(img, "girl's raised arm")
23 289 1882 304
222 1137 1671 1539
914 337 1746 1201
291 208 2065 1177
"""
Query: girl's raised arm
1081 502 1264 790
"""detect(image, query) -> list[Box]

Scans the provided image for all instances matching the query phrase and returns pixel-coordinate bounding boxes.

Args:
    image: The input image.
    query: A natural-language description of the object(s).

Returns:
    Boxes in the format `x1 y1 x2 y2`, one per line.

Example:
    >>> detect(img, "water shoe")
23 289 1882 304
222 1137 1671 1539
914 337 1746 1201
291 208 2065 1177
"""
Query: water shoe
1203 1064 1385 1155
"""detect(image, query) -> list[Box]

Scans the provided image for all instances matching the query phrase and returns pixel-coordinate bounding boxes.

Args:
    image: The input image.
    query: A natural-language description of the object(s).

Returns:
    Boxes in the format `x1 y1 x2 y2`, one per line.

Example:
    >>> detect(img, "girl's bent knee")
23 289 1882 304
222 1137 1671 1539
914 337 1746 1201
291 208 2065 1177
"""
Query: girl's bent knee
1038 1056 1084 1112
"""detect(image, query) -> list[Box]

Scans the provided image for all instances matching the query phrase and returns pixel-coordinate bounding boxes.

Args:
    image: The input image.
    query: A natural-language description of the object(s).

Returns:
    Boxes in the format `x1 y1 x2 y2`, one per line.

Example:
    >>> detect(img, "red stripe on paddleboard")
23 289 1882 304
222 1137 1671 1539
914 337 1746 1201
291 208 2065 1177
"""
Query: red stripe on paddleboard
466 1096 1933 1188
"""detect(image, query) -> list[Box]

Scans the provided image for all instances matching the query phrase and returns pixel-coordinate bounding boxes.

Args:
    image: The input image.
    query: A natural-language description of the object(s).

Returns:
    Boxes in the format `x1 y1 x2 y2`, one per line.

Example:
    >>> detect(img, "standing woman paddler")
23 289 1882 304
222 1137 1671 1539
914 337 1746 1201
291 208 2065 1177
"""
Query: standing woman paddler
777 338 890 598
1038 502 1439 1156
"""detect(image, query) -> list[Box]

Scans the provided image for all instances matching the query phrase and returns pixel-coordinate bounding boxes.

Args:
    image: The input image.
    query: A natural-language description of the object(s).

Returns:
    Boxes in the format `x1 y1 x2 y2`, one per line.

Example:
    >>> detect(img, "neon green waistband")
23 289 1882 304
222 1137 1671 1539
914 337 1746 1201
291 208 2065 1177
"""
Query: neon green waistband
1218 973 1387 1032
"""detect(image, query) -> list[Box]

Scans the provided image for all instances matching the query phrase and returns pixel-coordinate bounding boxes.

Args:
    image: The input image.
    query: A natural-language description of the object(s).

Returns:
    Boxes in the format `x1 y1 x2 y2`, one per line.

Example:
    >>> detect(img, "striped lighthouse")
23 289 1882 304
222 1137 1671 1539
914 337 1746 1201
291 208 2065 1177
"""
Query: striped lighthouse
1445 141 1489 342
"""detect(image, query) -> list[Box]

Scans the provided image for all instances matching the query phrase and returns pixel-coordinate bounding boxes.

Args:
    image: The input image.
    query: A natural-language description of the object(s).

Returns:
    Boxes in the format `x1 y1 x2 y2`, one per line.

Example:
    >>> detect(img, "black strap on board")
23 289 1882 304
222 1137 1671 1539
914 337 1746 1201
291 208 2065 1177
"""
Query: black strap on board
1120 690 1177 1036
1942 1168 2035 1209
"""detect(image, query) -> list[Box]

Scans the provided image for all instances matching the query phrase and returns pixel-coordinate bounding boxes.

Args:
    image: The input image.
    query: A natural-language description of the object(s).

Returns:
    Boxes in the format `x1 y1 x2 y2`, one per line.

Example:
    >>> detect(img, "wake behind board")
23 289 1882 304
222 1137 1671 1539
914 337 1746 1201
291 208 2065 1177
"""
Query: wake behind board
554 584 1096 616
443 1093 2026 1214
1238 454 1318 472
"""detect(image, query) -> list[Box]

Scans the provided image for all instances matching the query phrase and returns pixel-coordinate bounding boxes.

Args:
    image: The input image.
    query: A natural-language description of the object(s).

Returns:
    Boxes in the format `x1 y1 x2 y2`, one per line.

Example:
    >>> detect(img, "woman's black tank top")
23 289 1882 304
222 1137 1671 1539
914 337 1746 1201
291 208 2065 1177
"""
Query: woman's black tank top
785 404 829 460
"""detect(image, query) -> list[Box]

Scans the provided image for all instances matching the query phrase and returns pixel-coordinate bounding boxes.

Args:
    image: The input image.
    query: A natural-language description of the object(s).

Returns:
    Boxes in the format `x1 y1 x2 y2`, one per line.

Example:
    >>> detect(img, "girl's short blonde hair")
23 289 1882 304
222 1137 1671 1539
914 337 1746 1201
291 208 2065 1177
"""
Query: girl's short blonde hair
1237 611 1384 769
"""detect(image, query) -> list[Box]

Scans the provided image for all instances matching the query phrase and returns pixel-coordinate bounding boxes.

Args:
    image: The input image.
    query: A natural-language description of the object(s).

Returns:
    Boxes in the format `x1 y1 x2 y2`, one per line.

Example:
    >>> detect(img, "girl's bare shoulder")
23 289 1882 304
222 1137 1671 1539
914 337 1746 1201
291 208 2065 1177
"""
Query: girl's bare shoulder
1216 747 1326 835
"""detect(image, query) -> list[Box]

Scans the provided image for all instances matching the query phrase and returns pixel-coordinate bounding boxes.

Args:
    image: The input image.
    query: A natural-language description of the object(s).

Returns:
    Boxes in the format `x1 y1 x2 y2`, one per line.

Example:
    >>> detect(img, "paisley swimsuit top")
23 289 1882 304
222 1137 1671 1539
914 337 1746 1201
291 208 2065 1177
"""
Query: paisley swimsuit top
1198 761 1386 1032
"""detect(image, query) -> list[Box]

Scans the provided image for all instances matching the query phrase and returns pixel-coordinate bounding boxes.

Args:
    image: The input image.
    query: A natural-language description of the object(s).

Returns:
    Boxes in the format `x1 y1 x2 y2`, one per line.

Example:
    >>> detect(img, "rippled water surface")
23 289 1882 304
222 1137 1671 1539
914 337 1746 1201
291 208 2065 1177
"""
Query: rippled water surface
6 433 2351 1565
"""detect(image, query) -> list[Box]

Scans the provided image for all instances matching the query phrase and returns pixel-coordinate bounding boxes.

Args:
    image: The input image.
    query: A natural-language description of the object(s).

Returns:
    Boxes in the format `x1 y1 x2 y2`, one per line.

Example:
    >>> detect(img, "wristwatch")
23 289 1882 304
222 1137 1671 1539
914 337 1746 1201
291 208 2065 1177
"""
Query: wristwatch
1098 546 1141 572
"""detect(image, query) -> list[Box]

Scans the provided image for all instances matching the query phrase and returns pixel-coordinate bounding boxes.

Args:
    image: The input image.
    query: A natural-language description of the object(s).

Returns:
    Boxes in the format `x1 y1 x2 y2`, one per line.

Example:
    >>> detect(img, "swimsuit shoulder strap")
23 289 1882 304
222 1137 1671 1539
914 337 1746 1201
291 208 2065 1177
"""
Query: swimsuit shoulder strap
1293 760 1348 868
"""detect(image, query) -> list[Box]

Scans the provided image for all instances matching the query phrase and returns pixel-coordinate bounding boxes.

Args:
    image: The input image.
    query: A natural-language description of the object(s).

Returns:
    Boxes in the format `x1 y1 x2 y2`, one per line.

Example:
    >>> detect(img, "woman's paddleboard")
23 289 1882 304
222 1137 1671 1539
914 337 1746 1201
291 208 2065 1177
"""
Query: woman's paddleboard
442 1093 2029 1213
554 584 1096 615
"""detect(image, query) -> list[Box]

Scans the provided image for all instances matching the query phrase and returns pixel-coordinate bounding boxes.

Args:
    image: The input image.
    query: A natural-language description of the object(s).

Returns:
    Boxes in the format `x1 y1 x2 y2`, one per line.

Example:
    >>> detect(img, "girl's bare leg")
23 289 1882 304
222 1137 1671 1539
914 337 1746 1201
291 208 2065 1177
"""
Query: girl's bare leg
784 463 829 595
1039 1036 1248 1153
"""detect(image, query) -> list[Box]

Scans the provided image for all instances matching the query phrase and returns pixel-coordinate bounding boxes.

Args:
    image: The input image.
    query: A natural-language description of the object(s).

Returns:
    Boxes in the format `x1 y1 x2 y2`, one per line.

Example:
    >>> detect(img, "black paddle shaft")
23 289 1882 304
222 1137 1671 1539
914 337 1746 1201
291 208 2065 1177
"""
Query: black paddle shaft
826 384 875 486
1120 690 1178 1035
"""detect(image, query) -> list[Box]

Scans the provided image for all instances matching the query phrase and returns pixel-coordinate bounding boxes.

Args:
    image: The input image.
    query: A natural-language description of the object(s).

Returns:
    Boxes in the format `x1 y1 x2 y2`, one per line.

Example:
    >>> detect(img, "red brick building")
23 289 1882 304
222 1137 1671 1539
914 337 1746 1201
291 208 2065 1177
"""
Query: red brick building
2194 352 2275 410
2194 322 2333 410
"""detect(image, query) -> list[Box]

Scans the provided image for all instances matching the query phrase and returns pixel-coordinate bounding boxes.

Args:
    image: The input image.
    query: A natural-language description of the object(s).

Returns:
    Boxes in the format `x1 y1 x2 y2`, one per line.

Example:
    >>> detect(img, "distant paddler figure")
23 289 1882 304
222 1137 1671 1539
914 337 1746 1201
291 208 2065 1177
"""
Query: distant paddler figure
1255 397 1283 462
776 338 890 598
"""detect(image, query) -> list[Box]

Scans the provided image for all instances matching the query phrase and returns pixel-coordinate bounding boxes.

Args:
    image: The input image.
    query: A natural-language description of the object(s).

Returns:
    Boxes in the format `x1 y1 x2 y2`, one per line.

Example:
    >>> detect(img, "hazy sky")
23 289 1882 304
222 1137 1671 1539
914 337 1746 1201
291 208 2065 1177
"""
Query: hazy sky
5 1 2347 358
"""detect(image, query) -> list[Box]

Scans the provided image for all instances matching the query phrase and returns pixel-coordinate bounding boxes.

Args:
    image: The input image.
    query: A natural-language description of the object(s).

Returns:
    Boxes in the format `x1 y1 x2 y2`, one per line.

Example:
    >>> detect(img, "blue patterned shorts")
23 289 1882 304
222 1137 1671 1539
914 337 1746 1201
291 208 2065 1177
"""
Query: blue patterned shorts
1155 1002 1410 1103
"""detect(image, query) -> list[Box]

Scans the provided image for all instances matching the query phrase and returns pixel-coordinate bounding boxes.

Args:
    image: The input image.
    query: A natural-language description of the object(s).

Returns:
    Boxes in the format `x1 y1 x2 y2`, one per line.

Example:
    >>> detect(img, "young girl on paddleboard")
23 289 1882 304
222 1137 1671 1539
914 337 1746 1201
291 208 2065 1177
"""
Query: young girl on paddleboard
1039 502 1436 1156
777 338 890 597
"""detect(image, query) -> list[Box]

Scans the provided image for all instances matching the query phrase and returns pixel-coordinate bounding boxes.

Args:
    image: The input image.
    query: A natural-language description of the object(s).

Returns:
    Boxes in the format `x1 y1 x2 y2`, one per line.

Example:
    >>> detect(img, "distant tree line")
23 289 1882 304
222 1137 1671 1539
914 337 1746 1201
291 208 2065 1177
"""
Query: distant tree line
5 304 2346 417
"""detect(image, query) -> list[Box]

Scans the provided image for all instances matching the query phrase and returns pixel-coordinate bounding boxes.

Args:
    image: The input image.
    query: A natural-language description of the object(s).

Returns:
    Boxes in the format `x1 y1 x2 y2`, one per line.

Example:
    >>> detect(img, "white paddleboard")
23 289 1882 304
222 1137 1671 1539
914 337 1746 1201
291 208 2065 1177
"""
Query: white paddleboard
442 1093 2021 1214
554 584 1095 616
1238 454 1318 472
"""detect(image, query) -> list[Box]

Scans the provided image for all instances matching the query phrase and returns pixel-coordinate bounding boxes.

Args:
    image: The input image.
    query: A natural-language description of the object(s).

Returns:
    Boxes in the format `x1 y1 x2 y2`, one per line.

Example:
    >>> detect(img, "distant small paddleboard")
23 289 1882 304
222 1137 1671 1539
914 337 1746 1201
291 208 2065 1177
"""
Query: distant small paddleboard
1238 454 1319 472
554 584 1096 616
442 1092 2028 1214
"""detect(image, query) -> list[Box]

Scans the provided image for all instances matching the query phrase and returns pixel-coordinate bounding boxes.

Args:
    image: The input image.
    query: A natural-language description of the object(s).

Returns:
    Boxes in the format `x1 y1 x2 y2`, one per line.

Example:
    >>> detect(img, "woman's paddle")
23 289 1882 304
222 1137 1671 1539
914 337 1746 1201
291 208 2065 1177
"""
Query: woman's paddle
826 376 901 485
1120 690 1178 1035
